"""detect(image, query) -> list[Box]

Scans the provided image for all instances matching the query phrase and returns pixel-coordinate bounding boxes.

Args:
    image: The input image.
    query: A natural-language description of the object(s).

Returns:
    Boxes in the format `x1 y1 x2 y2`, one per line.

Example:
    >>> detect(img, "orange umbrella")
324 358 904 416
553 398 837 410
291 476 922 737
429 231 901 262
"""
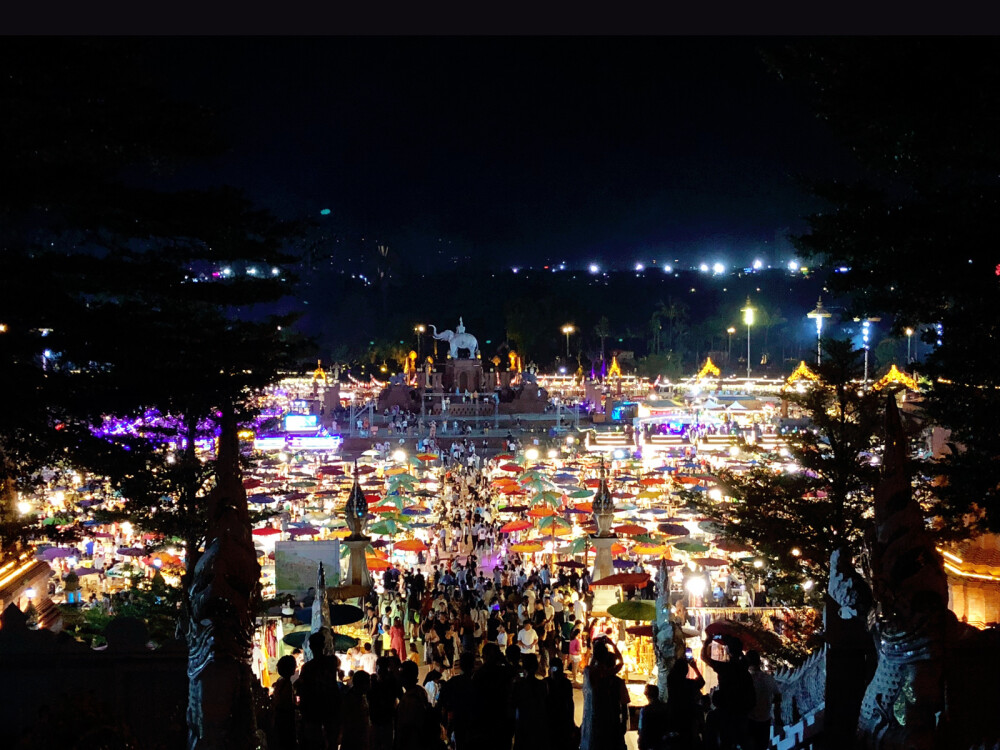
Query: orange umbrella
639 477 665 486
691 556 730 567
500 519 532 533
527 506 556 518
416 453 439 461
614 524 648 536
366 557 392 570
589 542 627 555
511 542 544 553
395 539 428 552
674 476 701 485
574 502 593 513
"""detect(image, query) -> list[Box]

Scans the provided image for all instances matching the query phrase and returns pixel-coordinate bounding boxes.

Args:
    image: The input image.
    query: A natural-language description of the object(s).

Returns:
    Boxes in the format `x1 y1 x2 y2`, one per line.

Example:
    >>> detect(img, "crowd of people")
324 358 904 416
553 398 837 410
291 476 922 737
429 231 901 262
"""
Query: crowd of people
260 462 781 750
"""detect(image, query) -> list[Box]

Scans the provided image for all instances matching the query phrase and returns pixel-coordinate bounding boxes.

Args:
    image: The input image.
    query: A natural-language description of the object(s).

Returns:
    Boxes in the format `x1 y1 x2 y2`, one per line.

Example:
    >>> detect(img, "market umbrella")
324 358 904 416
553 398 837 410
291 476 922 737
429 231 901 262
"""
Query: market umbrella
287 526 319 537
690 557 730 567
631 543 667 556
607 600 656 622
39 547 75 560
329 604 365 626
243 478 263 490
499 463 521 472
366 557 392 571
673 541 710 553
416 453 439 462
557 560 586 569
116 547 145 556
500 520 532 534
574 502 593 513
568 489 594 499
527 506 556 518
252 527 281 537
625 624 654 637
401 505 431 516
639 477 665 486
494 454 515 460
591 572 649 588
248 494 276 505
510 542 544 554
713 540 753 554
657 523 689 536
395 539 428 552
530 491 562 508
369 519 411 536
704 620 781 653
498 504 528 514
536 516 571 533
613 524 647 536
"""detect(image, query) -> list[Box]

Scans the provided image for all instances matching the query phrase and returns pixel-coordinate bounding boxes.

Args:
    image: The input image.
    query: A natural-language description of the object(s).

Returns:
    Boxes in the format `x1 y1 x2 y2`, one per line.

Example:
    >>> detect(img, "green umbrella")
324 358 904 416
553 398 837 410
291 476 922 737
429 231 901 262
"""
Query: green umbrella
369 519 410 536
531 490 562 508
607 600 656 622
537 516 571 532
566 537 591 554
673 541 710 553
569 489 594 499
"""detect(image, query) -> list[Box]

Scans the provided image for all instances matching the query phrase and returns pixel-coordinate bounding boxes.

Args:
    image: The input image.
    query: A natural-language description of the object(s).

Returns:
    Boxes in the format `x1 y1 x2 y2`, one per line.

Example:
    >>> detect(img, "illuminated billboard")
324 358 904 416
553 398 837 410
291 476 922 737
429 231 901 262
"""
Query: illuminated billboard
284 414 318 432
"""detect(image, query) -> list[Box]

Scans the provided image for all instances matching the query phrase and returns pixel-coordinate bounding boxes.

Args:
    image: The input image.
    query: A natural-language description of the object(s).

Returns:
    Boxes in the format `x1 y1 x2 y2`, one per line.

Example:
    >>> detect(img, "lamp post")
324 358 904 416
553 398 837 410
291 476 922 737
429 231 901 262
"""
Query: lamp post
905 327 913 364
742 298 755 379
806 297 832 365
414 324 426 360
727 327 736 365
561 324 575 359
855 316 881 389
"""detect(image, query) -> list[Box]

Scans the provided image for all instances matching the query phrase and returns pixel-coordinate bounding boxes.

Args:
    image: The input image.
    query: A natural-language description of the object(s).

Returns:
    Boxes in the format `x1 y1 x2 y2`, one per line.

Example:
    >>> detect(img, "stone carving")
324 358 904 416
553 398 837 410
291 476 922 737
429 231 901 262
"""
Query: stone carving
773 645 828 726
651 559 685 700
430 318 479 359
186 409 262 750
858 396 949 750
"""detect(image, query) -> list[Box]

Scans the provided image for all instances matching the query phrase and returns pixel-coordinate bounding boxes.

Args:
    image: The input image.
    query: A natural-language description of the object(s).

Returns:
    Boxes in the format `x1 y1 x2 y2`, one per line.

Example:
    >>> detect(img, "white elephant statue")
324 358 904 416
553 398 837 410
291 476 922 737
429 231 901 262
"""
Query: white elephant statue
430 319 479 359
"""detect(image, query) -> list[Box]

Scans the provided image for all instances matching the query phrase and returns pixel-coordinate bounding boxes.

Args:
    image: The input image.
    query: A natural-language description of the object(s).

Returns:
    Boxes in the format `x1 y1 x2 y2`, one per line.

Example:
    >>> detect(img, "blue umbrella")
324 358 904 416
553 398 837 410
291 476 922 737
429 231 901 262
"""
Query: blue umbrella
402 506 432 516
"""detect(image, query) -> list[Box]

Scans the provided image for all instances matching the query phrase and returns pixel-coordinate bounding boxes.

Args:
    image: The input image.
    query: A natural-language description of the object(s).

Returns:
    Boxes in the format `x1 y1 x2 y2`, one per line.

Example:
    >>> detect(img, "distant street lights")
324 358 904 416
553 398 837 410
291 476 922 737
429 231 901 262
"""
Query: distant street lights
742 298 755 379
806 297 832 365
905 327 914 364
561 324 575 359
414 324 426 359
727 327 736 364
855 316 881 389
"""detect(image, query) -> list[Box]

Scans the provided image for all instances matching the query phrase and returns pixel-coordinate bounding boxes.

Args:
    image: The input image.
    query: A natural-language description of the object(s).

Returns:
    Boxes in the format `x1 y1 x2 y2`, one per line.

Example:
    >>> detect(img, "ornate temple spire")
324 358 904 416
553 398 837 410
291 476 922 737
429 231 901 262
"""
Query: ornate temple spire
345 462 369 540
591 457 615 537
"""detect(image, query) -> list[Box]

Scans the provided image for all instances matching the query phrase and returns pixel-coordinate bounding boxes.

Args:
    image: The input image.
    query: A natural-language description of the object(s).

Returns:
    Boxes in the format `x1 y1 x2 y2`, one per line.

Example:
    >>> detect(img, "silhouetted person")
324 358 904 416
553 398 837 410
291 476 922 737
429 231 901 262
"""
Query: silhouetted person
295 632 342 750
665 652 705 746
341 670 372 750
437 651 478 749
270 655 298 750
701 635 754 750
396 659 443 750
580 638 630 750
544 659 578 750
638 684 670 750
369 656 402 750
512 652 550 750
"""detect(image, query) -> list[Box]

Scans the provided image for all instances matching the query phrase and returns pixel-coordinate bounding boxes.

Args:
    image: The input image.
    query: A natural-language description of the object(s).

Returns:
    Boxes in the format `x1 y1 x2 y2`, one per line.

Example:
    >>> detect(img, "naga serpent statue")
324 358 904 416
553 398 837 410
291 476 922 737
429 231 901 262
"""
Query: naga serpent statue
186 409 262 750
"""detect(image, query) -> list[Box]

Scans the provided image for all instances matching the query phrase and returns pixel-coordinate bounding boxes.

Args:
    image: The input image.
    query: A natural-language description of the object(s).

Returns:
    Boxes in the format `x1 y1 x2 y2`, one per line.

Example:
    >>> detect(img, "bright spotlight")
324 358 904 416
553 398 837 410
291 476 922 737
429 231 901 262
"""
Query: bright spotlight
588 263 600 274
635 262 645 272
712 262 725 274
752 259 763 270
392 449 407 463
788 260 799 271
525 448 539 461
663 265 673 273
699 263 709 273
547 449 558 459
685 577 707 596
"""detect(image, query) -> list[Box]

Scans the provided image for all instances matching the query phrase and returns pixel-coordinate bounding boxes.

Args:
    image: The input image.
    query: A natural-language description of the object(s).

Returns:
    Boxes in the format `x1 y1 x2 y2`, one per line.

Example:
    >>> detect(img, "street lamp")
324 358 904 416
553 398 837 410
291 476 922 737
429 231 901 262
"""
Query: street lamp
806 297 832 365
855 316 881 388
414 324 426 359
726 327 736 364
905 327 913 364
742 298 755 379
561 324 575 359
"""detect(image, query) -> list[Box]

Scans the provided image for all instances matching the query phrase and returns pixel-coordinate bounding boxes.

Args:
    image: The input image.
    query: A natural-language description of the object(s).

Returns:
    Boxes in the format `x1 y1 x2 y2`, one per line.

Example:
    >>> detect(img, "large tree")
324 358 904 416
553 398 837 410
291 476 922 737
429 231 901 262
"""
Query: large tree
762 39 1000 533
688 340 885 597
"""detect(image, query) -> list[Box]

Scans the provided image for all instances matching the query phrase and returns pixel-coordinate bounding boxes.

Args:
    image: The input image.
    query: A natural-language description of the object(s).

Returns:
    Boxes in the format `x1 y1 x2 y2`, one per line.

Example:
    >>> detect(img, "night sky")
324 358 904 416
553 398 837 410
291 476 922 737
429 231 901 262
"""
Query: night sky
142 37 854 272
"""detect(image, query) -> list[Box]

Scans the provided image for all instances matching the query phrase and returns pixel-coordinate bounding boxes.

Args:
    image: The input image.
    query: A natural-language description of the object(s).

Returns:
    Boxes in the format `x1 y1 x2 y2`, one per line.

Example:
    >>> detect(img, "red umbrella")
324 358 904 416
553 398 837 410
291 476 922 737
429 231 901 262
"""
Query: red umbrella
365 494 383 504
500 463 522 472
495 454 515 460
713 539 752 553
252 527 281 537
590 572 648 588
243 478 263 489
355 465 377 475
639 477 665 486
704 620 780 653
626 624 653 637
584 478 602 487
613 524 648 536
690 557 730 567
612 491 635 499
500 519 532 533
500 505 528 514
317 465 344 475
